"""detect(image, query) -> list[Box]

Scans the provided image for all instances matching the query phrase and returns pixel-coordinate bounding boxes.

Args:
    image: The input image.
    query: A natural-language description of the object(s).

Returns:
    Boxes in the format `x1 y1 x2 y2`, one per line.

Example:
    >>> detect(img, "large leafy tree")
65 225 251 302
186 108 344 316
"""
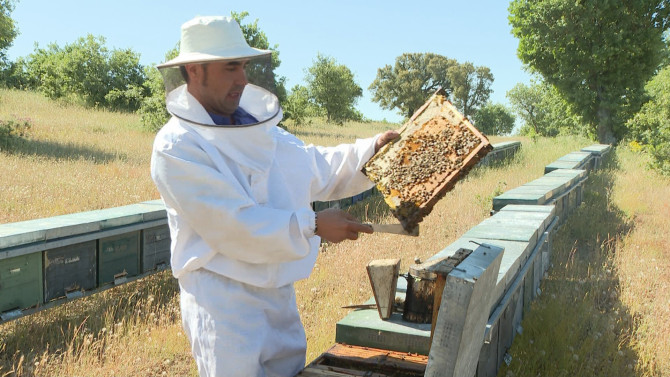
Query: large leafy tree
447 62 494 118
305 53 362 124
231 11 286 103
509 0 670 144
507 80 583 137
25 34 146 111
369 53 458 119
627 65 670 175
472 103 516 136
0 0 18 73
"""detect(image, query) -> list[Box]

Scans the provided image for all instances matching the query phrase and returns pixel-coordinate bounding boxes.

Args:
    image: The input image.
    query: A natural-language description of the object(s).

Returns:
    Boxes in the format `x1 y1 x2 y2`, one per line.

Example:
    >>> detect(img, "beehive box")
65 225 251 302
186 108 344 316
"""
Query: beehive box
0 252 43 314
297 343 427 377
363 90 492 231
141 225 171 272
98 231 140 285
44 240 97 301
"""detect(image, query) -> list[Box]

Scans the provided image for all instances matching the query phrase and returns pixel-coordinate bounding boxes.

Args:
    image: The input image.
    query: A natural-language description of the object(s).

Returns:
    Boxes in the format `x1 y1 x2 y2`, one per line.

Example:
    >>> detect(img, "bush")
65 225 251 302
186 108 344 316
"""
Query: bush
0 116 32 150
627 65 670 176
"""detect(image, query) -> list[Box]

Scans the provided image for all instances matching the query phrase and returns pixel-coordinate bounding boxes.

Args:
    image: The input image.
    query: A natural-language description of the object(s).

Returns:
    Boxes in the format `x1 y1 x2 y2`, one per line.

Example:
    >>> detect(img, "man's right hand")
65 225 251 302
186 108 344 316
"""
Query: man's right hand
315 208 373 243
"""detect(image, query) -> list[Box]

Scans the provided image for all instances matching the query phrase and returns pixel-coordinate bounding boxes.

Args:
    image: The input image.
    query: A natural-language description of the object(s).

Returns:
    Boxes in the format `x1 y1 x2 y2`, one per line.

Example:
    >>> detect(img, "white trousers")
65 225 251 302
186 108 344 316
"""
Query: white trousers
178 269 306 377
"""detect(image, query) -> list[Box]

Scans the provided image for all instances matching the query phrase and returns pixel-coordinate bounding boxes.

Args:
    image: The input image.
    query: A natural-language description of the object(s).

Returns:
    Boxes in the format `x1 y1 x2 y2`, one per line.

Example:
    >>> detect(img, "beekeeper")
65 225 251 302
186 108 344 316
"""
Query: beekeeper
150 15 398 377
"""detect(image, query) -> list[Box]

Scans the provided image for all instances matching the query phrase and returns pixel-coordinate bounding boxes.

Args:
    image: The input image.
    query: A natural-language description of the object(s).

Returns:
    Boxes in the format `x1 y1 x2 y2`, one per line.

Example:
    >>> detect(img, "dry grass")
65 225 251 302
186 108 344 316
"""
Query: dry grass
0 89 158 223
498 147 670 377
1 89 667 376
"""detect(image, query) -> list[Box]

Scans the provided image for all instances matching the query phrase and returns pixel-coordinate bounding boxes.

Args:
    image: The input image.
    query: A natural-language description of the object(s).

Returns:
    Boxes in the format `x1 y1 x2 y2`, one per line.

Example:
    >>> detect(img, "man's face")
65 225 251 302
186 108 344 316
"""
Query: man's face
185 60 249 117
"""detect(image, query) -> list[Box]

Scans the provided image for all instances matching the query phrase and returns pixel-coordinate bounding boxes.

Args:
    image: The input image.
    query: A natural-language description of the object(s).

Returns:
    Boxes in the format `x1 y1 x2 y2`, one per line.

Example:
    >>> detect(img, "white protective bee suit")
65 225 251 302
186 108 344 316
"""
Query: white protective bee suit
150 83 379 377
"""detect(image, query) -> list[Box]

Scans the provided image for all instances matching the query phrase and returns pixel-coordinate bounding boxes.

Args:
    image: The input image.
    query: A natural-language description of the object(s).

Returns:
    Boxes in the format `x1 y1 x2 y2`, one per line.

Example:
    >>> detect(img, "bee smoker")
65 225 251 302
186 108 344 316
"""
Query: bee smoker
402 248 473 324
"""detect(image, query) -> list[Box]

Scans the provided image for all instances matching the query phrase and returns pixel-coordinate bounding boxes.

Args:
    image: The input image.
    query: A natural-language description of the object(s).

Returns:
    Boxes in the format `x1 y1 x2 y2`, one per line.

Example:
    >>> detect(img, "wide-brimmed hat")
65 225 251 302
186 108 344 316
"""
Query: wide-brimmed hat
157 16 272 68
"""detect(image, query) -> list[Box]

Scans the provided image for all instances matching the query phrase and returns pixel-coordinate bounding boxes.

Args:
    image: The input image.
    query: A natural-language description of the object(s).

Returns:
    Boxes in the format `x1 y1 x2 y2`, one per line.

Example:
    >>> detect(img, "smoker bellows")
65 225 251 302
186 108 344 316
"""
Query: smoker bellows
363 89 492 231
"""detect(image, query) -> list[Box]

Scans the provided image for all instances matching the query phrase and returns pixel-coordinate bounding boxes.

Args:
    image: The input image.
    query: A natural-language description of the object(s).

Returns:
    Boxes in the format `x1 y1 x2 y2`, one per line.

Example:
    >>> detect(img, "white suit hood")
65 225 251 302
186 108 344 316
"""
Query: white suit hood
165 83 281 172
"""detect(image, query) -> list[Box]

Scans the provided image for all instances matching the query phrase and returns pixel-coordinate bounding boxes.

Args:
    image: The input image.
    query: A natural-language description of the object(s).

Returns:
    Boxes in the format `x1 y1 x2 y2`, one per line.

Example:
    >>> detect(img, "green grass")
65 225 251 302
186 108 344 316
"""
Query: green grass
0 89 668 376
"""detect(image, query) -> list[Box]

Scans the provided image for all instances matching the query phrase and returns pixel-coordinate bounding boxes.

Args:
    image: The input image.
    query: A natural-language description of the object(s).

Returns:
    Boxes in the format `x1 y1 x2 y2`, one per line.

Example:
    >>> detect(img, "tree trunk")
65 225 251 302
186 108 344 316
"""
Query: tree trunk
596 105 617 144
596 88 617 145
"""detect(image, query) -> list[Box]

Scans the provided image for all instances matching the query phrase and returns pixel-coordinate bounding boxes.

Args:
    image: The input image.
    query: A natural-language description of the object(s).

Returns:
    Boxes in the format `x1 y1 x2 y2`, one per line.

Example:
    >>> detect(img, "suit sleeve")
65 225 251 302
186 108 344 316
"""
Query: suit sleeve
309 135 380 202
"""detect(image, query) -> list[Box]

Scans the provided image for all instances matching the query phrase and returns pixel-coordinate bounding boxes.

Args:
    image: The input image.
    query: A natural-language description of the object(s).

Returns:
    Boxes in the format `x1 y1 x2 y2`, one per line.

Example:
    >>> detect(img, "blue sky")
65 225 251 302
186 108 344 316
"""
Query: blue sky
7 0 532 123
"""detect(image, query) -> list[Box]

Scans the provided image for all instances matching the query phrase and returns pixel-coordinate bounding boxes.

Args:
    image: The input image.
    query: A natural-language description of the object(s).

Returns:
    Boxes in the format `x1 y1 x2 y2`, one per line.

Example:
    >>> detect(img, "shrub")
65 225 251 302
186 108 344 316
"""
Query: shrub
0 116 32 150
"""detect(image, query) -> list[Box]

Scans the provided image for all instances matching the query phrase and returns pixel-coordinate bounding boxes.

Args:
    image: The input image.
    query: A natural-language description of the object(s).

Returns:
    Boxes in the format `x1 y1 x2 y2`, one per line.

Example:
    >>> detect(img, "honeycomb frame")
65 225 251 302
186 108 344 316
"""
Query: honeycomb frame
363 89 492 232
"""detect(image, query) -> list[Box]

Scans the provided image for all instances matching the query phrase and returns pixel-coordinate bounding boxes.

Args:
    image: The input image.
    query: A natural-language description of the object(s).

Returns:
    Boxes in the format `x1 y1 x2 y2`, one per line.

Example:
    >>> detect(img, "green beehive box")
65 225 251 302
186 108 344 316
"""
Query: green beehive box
142 225 171 272
98 231 140 285
44 240 97 302
0 252 43 313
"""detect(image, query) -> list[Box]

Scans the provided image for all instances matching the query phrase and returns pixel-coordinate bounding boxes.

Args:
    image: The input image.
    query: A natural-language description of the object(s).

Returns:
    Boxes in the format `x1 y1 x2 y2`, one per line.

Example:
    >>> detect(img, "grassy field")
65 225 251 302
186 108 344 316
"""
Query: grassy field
0 89 668 376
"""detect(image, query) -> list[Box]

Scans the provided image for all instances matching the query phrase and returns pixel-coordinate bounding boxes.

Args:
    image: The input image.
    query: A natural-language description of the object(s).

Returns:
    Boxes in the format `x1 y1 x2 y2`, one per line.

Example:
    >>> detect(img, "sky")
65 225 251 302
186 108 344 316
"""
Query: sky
6 0 533 123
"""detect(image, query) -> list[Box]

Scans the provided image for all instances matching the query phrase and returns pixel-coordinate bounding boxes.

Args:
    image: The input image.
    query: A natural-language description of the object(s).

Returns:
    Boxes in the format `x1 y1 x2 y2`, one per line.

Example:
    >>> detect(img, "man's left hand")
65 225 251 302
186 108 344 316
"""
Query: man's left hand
374 130 400 153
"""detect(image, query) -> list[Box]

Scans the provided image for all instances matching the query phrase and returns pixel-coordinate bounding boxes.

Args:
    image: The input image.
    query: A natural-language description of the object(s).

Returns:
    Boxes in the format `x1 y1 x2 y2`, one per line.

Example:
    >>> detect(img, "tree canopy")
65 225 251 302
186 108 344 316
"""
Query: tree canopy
447 62 494 118
25 35 146 111
627 65 670 175
231 11 286 103
0 0 17 67
472 103 516 136
507 80 583 137
369 53 458 119
509 0 670 143
305 53 362 124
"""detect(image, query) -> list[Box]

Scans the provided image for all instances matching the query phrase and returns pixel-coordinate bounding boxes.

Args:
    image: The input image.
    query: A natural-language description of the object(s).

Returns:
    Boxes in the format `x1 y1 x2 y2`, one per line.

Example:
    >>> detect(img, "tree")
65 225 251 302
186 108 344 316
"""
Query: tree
473 103 516 136
627 65 670 175
305 53 362 124
283 84 322 127
0 0 18 82
507 80 583 137
369 53 458 119
447 62 494 118
25 34 147 111
509 0 670 143
231 11 286 104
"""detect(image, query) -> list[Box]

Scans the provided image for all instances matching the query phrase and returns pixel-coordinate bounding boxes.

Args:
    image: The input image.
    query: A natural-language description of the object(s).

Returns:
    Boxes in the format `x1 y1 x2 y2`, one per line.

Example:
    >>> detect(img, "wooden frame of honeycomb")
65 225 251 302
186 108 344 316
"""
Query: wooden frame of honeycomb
363 89 492 232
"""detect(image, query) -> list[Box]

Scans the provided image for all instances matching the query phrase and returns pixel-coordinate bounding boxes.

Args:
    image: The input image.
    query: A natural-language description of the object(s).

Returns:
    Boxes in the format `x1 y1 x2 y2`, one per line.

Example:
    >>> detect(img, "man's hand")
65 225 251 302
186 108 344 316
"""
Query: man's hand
315 208 373 243
374 130 400 153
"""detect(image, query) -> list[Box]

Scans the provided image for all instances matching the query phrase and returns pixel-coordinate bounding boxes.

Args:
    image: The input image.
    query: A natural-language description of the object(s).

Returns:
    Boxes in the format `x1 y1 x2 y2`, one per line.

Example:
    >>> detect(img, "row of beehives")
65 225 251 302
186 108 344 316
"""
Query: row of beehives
311 140 522 213
0 200 170 323
298 143 611 377
0 141 522 325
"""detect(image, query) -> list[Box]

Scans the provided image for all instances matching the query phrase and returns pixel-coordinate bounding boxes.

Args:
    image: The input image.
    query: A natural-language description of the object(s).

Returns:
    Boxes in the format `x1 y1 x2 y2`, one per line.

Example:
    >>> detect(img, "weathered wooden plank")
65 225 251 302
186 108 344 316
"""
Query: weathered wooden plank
497 292 517 372
428 237 531 316
314 344 428 373
544 168 587 180
524 177 573 196
522 262 534 318
480 213 548 233
492 186 557 210
498 204 556 216
477 318 499 377
335 302 432 355
425 244 504 377
557 151 592 162
463 223 539 245
367 259 401 319
581 144 611 156
0 202 167 252
544 159 583 173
